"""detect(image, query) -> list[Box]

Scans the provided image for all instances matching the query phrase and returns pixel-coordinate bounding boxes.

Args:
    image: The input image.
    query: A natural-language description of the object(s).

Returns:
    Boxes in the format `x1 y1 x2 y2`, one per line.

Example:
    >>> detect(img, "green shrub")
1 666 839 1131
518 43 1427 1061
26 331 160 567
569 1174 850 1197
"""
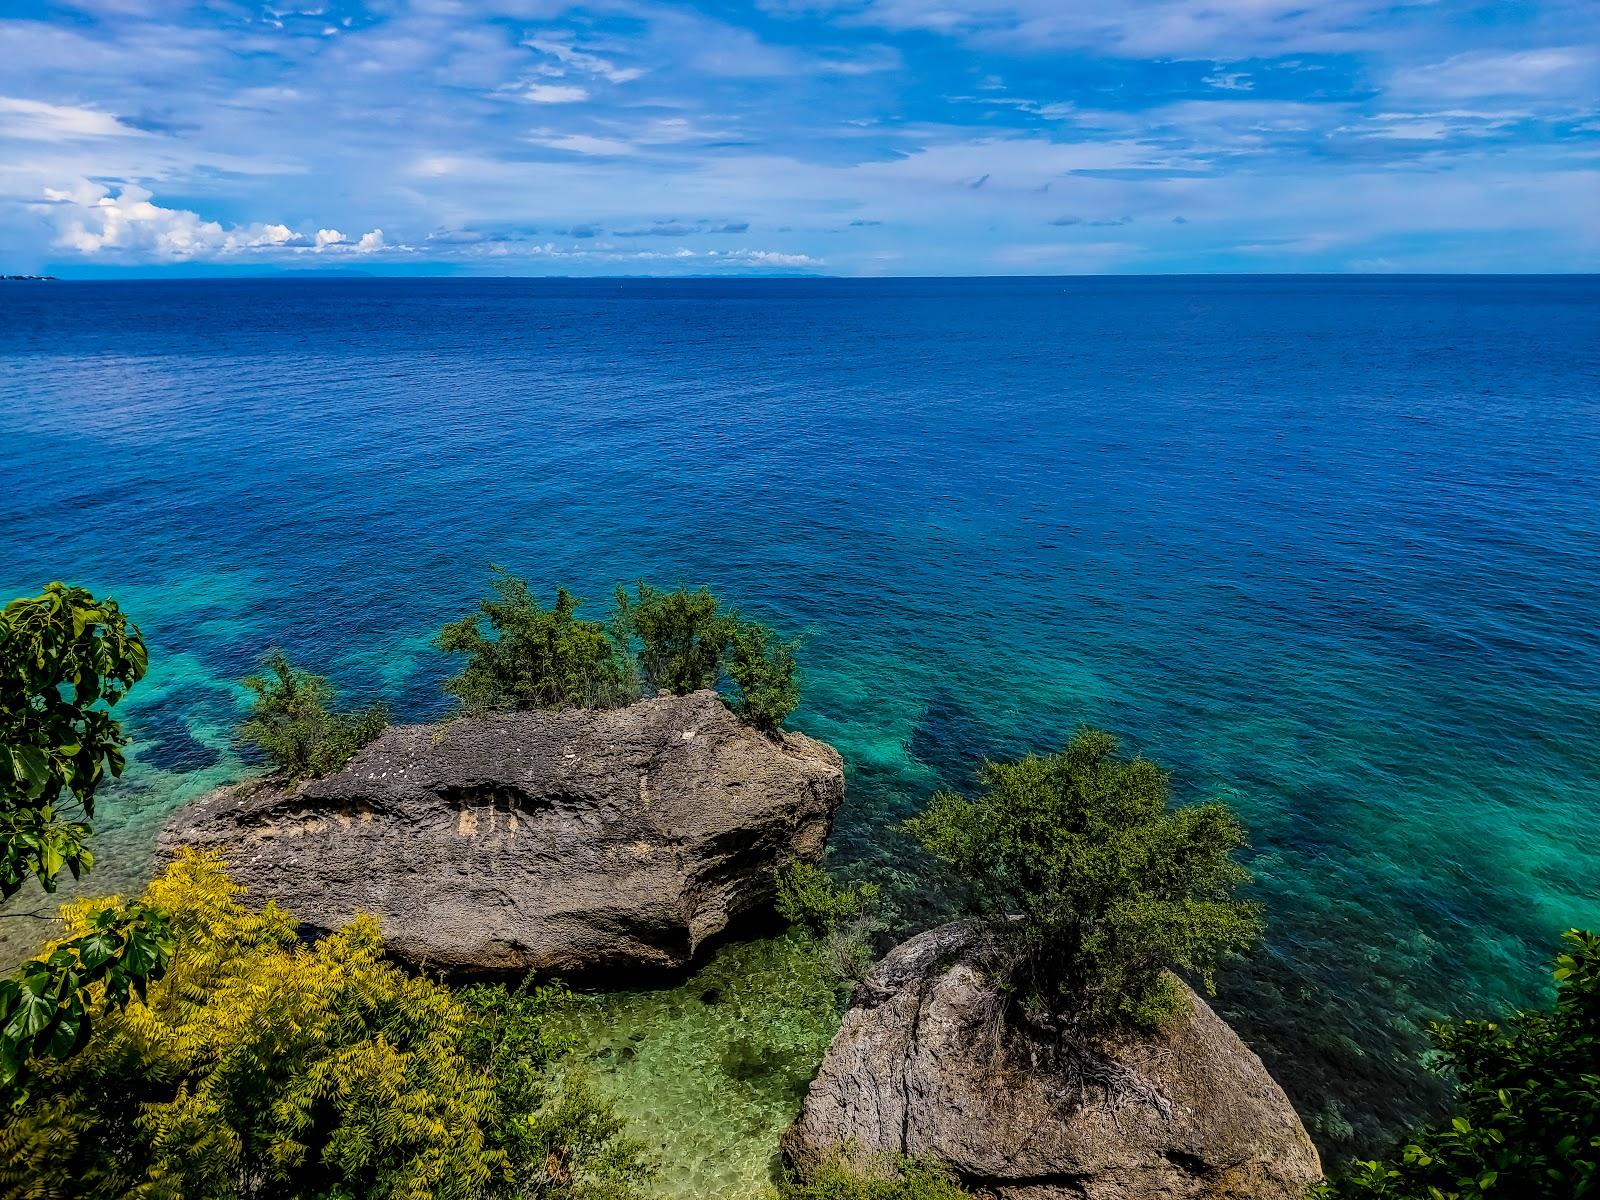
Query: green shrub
776 861 880 935
612 582 733 695
724 619 800 732
0 853 654 1200
905 727 1261 1035
1311 928 1600 1200
237 650 387 783
439 569 634 713
776 861 885 981
438 569 802 730
782 1153 971 1200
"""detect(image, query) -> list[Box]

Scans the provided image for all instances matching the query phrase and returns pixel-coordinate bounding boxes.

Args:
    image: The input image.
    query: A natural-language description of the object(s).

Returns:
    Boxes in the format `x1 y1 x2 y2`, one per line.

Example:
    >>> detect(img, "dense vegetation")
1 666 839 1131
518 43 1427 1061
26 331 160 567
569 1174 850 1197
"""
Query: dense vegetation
776 860 885 982
0 853 653 1200
236 650 388 783
11 576 1600 1200
0 583 171 1094
780 1154 971 1200
611 581 732 695
439 569 800 730
440 573 636 713
1313 928 1599 1200
906 727 1262 1034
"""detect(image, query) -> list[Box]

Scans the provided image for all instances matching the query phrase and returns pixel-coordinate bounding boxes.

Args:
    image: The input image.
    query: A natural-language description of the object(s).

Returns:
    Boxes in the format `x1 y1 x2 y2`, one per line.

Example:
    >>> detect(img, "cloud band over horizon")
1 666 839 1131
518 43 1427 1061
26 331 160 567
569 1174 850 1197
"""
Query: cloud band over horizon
1 0 1596 276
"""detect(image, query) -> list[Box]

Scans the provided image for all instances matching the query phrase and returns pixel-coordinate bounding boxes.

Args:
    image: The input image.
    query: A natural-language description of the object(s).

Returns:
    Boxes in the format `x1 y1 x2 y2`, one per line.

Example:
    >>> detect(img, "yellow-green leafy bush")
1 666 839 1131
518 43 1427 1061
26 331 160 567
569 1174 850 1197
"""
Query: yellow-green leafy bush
0 851 651 1200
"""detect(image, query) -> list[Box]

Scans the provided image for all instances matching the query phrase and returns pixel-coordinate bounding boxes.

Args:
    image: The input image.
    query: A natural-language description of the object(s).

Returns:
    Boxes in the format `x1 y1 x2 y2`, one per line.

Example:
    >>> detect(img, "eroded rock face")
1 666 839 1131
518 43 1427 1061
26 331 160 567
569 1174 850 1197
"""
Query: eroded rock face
158 690 844 976
783 922 1321 1200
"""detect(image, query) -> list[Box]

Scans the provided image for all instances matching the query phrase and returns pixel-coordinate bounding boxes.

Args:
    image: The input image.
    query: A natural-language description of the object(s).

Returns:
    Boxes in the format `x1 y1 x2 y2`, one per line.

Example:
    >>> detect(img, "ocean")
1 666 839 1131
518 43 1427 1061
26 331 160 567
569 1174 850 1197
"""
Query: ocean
3 275 1597 1170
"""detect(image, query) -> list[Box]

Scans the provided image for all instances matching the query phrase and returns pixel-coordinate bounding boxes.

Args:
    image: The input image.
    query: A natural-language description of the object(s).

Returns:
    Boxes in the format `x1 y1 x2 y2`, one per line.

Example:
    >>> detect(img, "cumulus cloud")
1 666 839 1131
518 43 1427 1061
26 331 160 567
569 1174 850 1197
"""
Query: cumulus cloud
36 182 392 260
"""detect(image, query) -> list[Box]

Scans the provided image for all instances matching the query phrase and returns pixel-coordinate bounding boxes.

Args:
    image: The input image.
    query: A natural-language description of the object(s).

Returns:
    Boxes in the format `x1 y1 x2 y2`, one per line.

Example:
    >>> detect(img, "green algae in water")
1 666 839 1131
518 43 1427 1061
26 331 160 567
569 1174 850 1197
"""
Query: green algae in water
555 933 845 1200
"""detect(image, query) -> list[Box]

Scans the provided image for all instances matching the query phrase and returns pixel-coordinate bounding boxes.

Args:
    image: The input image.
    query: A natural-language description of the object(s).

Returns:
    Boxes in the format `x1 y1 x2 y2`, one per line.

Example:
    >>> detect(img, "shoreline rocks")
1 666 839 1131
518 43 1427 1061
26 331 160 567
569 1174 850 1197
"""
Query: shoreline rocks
783 922 1322 1200
158 690 844 977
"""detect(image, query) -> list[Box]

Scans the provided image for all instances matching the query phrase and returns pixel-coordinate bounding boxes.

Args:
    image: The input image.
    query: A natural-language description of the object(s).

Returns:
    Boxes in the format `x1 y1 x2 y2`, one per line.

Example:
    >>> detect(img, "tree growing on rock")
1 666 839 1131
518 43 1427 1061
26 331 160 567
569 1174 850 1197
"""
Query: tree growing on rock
439 568 804 731
438 569 635 713
237 651 387 783
612 582 734 695
906 727 1261 1036
725 619 801 733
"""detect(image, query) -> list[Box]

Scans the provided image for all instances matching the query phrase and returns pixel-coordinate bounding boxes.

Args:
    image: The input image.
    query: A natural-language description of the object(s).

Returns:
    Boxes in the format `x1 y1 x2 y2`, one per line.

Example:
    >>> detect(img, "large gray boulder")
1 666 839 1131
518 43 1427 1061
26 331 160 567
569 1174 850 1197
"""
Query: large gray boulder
784 922 1321 1200
158 690 844 976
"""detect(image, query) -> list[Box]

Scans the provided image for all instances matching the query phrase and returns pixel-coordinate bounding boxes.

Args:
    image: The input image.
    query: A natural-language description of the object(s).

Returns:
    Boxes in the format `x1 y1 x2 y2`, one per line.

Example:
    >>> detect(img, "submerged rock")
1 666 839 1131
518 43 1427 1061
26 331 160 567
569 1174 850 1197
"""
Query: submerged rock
783 922 1321 1200
159 690 844 976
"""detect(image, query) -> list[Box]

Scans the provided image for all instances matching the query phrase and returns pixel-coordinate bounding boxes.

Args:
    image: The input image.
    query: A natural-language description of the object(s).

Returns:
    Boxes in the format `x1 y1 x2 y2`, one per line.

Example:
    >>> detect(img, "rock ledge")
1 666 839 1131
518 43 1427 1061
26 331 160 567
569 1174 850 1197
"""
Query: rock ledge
159 690 844 976
784 922 1321 1200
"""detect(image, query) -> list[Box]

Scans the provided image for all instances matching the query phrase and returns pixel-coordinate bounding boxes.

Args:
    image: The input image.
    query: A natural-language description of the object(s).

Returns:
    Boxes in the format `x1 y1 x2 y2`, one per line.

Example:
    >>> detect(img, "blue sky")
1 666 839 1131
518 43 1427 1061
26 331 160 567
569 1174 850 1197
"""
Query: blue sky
2 0 1596 276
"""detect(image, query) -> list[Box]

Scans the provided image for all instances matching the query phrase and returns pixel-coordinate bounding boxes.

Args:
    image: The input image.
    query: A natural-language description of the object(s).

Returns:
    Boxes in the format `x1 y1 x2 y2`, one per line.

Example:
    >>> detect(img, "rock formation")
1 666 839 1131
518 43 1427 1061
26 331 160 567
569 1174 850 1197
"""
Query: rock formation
159 690 844 976
783 922 1322 1200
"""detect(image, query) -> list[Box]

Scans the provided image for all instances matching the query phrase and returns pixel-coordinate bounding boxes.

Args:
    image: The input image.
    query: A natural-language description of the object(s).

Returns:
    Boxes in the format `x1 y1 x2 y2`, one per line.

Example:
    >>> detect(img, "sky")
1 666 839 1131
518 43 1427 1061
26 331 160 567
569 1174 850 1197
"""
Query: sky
1 0 1597 276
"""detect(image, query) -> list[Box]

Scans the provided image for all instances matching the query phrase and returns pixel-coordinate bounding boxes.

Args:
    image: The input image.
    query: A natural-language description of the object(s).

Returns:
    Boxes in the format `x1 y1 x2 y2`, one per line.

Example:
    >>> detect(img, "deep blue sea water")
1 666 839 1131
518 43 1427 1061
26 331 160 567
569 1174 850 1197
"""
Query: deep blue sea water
2 276 1597 1153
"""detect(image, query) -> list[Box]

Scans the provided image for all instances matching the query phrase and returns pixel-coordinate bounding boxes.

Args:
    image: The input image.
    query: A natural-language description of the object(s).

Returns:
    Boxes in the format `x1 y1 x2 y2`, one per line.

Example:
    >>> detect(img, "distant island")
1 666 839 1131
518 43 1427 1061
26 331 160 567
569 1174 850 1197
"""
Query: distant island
2 274 56 281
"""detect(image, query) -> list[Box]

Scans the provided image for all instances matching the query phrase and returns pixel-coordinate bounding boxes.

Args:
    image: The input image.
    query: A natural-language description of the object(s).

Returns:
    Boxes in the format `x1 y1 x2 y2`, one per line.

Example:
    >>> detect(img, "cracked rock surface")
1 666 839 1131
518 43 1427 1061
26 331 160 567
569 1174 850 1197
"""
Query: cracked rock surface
783 922 1321 1200
158 690 844 977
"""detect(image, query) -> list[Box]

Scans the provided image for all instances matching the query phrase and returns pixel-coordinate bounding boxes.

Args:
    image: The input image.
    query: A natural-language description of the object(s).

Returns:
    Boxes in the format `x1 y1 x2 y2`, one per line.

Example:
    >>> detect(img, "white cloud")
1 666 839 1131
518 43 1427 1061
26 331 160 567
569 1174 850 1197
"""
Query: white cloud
1203 71 1253 92
36 182 391 260
531 132 638 156
1388 47 1599 102
519 83 589 103
738 249 821 266
0 96 136 141
524 35 645 84
815 0 1445 58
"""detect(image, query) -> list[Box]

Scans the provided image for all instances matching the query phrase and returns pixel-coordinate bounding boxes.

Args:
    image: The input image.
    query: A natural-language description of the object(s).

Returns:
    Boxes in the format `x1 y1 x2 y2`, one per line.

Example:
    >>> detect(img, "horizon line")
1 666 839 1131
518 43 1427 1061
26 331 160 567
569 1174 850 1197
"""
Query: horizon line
9 270 1599 283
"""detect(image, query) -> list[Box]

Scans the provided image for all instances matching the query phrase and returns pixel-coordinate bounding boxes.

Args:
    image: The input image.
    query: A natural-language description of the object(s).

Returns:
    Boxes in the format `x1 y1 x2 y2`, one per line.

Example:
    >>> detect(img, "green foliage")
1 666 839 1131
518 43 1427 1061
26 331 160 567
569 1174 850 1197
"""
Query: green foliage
905 727 1262 1034
0 582 147 899
236 650 388 783
439 568 803 730
0 583 166 1100
612 583 733 695
776 861 886 981
439 569 635 714
1312 928 1600 1200
0 853 654 1200
776 862 880 935
781 1153 972 1200
0 901 173 1099
723 619 800 732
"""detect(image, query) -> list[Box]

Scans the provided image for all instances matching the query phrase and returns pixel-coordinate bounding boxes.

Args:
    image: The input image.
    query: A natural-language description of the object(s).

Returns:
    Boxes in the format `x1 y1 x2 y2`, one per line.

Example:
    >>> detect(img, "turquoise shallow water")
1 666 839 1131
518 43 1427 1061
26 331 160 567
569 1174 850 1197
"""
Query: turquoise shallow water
2 276 1598 1163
